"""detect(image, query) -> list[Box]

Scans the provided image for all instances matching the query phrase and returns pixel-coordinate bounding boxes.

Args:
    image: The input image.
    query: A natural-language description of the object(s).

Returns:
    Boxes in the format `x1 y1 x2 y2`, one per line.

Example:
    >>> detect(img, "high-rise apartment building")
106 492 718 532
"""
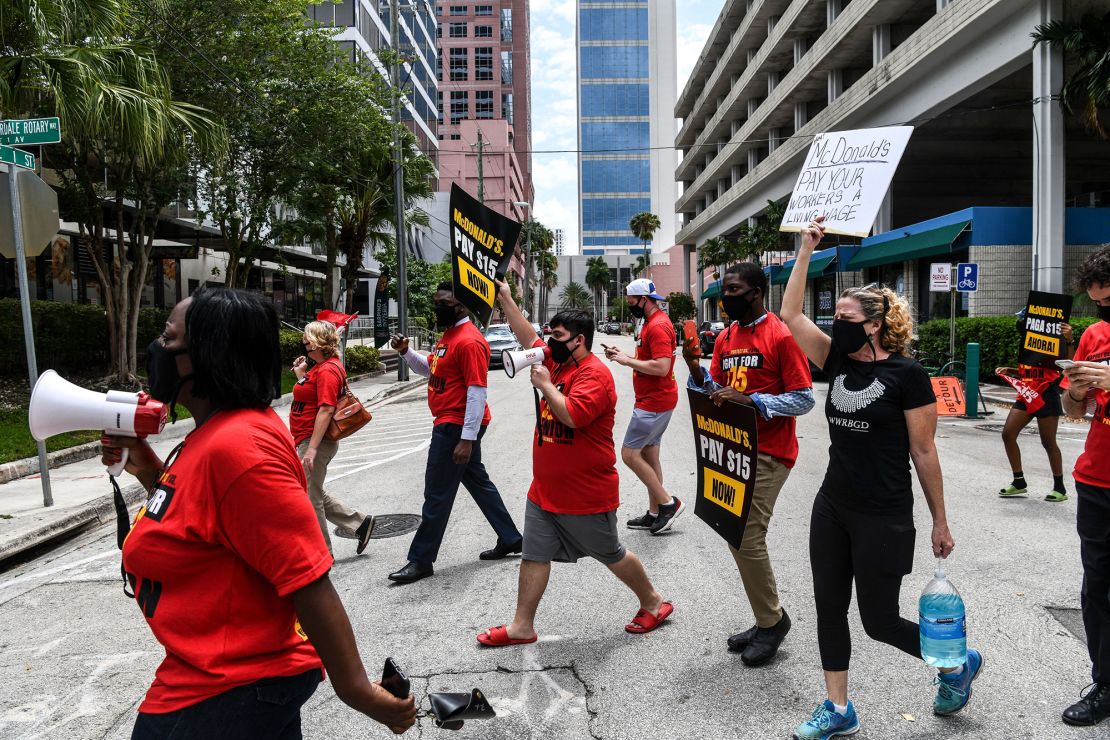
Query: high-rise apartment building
434 1 533 223
308 0 439 158
552 228 566 256
576 0 677 258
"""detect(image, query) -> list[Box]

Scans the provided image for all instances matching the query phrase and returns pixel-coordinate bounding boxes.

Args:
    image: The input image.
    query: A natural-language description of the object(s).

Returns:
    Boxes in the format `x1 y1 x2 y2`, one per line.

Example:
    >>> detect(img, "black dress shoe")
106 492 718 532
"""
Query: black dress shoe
388 561 433 584
1063 682 1110 726
727 625 758 653
479 539 523 561
741 609 791 667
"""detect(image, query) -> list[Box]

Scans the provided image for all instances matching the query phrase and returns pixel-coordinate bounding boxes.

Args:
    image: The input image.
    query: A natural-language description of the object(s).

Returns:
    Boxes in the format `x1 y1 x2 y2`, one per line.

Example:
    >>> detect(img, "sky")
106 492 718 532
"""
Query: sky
527 0 722 254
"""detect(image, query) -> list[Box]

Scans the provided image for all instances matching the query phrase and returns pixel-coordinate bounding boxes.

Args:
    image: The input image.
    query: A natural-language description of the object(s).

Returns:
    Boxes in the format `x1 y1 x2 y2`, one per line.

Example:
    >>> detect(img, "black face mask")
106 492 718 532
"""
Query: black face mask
628 300 646 320
721 291 756 325
435 305 458 330
1099 304 1110 324
548 335 578 364
146 339 192 421
832 319 871 355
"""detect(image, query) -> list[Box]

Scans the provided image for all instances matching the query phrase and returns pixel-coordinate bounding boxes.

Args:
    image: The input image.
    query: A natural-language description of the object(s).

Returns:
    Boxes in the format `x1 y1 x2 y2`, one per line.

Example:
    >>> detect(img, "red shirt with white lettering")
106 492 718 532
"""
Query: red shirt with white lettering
709 313 812 468
633 310 678 412
1072 321 1110 488
427 320 492 427
122 408 332 713
529 340 620 514
289 356 345 445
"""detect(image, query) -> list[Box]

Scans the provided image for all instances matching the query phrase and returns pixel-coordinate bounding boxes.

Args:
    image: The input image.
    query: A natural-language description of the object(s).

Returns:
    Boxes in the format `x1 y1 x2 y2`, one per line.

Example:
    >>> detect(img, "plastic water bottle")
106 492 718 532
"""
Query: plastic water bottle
919 559 967 668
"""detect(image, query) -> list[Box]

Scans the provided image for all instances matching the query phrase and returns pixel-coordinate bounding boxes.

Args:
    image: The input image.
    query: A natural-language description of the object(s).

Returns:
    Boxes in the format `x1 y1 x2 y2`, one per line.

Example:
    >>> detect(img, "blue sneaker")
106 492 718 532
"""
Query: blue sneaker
793 699 860 739
934 648 984 716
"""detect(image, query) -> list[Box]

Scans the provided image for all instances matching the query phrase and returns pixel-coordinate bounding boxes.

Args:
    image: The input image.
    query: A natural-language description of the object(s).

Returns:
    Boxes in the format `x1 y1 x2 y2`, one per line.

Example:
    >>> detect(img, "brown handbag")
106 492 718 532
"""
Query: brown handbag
324 383 372 441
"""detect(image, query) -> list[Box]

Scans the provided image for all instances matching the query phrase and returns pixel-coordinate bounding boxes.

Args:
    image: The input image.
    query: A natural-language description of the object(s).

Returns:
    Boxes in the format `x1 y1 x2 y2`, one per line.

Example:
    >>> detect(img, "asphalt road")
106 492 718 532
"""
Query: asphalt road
0 333 1098 739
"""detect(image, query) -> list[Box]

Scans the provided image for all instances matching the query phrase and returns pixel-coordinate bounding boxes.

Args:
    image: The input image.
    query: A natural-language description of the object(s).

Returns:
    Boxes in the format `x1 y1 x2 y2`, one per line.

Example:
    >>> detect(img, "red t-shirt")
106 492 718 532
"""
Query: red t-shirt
529 340 620 514
289 356 345 445
709 313 813 468
1072 321 1110 488
122 408 332 713
633 310 678 412
427 321 492 427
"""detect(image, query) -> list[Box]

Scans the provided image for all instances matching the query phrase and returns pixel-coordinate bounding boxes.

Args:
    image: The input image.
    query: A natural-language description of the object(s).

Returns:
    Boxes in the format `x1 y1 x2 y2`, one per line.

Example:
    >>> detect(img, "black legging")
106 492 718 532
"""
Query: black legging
810 492 922 671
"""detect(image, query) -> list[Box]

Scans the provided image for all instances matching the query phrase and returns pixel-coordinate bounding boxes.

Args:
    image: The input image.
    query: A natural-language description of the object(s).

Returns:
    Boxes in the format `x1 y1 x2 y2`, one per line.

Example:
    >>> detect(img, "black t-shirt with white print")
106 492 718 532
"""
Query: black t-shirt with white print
820 346 936 512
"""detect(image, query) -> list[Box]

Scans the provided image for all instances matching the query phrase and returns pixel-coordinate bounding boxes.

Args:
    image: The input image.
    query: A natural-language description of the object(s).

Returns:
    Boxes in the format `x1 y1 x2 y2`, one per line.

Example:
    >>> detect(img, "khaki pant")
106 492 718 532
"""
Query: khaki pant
296 439 365 552
729 453 791 628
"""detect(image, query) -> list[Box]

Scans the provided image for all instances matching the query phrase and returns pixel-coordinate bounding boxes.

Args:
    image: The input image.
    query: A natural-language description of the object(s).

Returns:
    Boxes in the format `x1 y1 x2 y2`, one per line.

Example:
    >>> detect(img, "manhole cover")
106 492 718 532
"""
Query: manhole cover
335 513 422 540
974 424 1039 435
1047 606 1087 644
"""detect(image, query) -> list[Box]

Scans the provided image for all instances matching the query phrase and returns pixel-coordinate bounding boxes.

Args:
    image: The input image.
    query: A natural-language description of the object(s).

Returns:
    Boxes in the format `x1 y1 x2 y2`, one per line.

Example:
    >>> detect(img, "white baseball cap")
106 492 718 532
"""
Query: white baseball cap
626 278 664 300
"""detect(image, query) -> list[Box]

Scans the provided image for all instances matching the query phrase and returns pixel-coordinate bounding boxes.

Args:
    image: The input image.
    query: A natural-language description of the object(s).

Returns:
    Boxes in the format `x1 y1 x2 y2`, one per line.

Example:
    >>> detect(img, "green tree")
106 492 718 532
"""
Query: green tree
697 236 734 277
559 281 592 311
665 292 695 322
372 247 452 330
536 250 558 322
1034 11 1110 138
629 211 661 278
585 256 610 320
632 253 650 277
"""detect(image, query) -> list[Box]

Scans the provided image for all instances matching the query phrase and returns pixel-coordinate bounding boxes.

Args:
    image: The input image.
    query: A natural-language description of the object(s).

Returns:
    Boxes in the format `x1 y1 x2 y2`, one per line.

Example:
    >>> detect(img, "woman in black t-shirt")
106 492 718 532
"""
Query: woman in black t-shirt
779 217 981 739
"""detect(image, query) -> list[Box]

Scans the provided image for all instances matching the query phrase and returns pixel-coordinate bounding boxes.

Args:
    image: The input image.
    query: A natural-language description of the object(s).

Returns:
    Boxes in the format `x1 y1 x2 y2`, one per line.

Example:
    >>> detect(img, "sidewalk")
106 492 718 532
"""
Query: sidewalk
0 373 424 562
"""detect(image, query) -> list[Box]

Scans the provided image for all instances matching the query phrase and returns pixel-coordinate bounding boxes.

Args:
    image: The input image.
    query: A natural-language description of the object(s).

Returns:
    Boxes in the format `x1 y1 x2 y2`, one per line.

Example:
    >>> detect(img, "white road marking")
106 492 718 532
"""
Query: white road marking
326 440 431 483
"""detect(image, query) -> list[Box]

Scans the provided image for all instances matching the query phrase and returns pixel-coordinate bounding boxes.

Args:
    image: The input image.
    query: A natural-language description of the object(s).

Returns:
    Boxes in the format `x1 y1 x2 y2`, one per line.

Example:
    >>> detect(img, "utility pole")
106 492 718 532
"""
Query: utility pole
475 129 485 204
391 0 408 381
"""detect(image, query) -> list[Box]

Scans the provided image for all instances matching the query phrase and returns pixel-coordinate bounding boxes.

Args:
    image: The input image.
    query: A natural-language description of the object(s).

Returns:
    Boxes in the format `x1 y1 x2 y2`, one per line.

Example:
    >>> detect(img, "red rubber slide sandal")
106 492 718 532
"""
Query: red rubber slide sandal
476 625 539 647
625 602 674 634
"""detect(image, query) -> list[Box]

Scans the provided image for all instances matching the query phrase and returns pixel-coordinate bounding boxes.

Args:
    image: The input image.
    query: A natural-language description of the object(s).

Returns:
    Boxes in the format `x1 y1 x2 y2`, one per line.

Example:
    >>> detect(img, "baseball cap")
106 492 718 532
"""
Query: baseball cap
626 278 664 300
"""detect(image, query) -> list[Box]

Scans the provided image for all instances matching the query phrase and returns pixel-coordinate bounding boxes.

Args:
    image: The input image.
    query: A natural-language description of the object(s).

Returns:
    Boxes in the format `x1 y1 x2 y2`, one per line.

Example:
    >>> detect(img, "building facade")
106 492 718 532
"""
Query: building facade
553 228 566 256
676 0 1110 325
577 0 677 258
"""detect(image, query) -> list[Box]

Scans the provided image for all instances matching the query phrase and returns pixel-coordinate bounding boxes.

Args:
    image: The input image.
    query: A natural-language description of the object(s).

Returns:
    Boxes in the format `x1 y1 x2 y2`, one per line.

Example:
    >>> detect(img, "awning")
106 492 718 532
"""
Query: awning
701 279 721 300
771 250 837 285
848 221 970 270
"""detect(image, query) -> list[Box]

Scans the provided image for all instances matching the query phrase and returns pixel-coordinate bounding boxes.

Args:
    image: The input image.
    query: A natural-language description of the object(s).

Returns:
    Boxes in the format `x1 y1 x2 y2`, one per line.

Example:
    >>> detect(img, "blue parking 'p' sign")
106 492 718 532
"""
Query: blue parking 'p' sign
956 263 978 293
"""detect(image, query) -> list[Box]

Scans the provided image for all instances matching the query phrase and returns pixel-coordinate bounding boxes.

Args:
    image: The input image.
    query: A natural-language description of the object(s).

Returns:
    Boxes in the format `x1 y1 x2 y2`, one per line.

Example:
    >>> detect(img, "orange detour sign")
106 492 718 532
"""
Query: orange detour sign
931 376 966 416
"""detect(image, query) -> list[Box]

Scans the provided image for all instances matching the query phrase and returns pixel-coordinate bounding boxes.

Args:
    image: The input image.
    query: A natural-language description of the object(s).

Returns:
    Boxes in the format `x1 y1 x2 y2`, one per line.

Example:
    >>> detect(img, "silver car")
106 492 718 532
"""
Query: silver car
485 324 522 367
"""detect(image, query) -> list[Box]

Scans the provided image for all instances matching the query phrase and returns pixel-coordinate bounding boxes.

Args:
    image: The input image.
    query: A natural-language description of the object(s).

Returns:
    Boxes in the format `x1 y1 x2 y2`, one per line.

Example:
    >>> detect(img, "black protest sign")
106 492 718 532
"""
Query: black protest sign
688 388 758 550
1018 291 1073 369
449 183 521 325
373 268 390 349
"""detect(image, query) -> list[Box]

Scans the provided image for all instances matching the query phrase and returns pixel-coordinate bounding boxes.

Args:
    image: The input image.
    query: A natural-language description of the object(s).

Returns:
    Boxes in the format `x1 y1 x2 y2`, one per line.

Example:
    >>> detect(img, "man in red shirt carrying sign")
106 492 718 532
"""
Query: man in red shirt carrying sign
476 280 673 645
1061 247 1110 728
603 278 683 535
683 262 815 667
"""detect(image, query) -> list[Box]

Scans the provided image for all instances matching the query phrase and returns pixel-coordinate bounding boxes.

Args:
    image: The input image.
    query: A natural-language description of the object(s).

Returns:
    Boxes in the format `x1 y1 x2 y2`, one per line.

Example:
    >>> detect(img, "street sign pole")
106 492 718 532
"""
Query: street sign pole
950 269 956 363
8 163 53 506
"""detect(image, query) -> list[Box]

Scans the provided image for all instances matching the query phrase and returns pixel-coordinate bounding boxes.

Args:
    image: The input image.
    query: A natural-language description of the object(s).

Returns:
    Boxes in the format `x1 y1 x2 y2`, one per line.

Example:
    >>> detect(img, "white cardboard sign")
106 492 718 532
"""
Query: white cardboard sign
929 263 952 292
779 125 914 237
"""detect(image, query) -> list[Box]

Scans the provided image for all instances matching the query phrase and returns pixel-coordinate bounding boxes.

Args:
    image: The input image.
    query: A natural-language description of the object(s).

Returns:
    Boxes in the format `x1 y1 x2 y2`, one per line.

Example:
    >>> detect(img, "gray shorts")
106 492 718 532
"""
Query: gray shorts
622 408 674 449
522 499 626 565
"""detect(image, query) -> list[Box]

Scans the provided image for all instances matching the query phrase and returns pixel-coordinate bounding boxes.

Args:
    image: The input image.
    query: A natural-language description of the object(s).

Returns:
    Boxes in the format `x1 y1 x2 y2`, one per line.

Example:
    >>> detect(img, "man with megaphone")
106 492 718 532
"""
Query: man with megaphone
477 280 672 646
387 281 523 585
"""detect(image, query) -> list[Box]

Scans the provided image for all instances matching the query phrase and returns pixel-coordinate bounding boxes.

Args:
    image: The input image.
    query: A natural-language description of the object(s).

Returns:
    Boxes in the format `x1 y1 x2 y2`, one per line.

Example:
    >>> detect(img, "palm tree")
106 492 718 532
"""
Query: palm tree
629 211 661 279
585 256 610 319
559 281 593 311
537 250 558 321
1033 11 1110 138
632 253 650 277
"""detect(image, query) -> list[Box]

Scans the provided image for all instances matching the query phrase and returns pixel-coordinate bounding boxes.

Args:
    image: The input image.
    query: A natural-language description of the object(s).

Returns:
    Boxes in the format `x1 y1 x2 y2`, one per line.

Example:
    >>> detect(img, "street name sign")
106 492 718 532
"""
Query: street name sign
0 117 61 146
956 263 979 292
0 145 35 170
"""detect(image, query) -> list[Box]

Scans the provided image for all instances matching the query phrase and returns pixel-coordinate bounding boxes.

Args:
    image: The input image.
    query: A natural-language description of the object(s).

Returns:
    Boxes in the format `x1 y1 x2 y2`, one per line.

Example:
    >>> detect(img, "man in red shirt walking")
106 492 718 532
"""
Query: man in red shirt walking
476 280 672 645
604 279 683 534
1061 246 1110 727
387 282 522 584
683 262 814 667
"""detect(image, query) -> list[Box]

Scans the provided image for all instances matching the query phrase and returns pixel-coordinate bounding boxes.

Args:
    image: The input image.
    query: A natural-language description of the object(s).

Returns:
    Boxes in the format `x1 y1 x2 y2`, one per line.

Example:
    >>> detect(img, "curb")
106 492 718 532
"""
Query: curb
0 479 147 563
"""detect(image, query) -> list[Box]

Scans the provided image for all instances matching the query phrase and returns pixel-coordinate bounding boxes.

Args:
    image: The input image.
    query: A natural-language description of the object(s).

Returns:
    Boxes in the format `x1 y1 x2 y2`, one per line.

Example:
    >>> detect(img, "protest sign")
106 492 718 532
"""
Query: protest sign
1018 291 1073 369
780 126 914 237
931 376 966 417
449 183 521 326
688 388 758 550
373 268 390 349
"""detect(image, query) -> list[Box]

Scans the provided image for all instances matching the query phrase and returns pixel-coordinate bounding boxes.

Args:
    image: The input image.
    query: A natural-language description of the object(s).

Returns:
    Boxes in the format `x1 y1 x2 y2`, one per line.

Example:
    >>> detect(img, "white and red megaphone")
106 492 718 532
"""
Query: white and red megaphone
501 346 549 378
29 370 168 477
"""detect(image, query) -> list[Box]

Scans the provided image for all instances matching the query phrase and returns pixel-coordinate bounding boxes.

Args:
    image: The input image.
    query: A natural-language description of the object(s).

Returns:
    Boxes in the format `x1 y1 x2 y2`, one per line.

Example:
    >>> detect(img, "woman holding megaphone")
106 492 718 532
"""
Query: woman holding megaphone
103 290 415 738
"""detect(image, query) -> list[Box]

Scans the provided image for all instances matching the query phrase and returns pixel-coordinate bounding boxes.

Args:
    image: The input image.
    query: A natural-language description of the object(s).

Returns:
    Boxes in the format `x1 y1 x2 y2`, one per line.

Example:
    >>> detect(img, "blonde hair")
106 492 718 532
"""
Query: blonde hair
839 283 914 356
304 321 340 357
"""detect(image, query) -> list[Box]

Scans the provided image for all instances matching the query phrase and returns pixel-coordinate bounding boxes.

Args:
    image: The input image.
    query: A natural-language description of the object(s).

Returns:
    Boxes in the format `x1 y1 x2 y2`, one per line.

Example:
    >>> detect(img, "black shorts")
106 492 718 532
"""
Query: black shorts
1014 383 1063 418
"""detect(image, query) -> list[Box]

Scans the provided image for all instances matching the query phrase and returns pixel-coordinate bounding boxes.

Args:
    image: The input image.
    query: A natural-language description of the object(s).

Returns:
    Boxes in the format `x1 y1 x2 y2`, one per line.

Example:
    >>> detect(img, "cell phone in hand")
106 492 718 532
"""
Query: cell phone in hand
381 657 410 699
1055 359 1077 370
